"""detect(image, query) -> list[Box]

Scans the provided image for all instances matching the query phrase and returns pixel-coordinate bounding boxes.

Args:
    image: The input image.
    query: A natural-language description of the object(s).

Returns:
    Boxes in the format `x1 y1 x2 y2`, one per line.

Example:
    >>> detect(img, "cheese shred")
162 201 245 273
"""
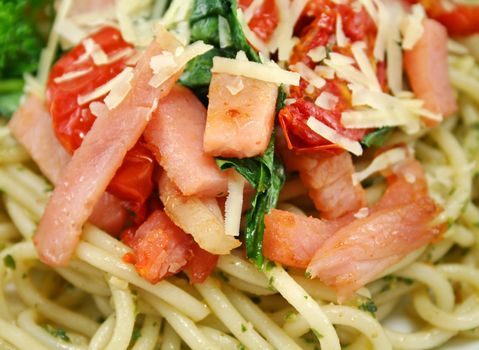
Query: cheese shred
306 117 363 156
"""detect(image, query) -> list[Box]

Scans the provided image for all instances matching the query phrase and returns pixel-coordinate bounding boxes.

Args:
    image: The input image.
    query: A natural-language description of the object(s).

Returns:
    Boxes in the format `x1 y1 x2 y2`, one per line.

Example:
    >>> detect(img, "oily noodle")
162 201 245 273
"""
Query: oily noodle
2 52 479 350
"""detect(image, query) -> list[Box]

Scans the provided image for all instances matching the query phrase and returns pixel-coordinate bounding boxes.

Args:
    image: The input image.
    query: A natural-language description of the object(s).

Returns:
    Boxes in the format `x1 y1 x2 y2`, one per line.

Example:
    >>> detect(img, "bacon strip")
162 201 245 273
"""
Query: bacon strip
307 198 441 298
9 95 70 184
144 85 227 197
284 149 366 219
34 35 183 266
307 159 443 298
263 209 353 268
265 156 443 298
9 95 127 234
203 73 278 158
404 19 457 119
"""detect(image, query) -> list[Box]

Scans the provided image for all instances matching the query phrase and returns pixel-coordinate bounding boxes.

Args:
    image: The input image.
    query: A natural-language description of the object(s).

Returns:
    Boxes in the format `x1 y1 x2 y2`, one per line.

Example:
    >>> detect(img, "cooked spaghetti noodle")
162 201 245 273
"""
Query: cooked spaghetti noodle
2 0 479 349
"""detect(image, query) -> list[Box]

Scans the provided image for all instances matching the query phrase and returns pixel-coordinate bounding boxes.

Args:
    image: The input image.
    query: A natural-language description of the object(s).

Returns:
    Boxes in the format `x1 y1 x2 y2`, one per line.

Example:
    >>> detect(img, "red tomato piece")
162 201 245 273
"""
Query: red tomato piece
408 0 479 36
126 210 193 284
238 0 279 42
278 95 368 153
281 0 378 152
432 5 479 35
121 212 218 284
107 140 155 223
47 26 133 153
183 242 219 284
47 27 156 219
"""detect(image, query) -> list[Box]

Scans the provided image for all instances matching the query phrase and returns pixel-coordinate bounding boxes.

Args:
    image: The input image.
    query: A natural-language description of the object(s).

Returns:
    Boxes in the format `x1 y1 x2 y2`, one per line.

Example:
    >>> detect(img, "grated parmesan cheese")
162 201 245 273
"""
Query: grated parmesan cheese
352 147 408 184
305 84 315 94
342 109 412 129
328 52 355 65
306 117 363 156
315 92 339 110
89 101 108 118
107 48 136 64
212 56 300 86
270 0 308 61
290 62 326 89
226 76 245 95
237 9 269 54
373 0 389 61
149 40 213 88
353 207 369 219
104 68 135 110
53 68 92 84
325 58 375 90
359 0 378 23
83 38 109 65
351 41 381 92
77 67 133 106
336 14 348 48
401 4 425 50
224 171 245 237
244 0 264 22
307 46 327 62
218 15 233 49
285 98 297 105
149 51 177 74
315 66 335 79
236 51 249 61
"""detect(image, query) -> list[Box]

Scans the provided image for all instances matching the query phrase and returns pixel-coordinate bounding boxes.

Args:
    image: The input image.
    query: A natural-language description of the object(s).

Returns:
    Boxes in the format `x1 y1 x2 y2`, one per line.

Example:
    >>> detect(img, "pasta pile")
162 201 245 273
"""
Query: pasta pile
0 47 478 349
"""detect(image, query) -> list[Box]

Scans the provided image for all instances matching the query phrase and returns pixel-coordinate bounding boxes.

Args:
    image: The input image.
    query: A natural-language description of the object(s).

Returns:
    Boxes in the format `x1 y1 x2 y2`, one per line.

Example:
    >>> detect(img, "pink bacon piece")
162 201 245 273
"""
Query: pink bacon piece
144 84 227 197
404 19 457 120
285 149 366 220
34 36 183 266
9 94 127 234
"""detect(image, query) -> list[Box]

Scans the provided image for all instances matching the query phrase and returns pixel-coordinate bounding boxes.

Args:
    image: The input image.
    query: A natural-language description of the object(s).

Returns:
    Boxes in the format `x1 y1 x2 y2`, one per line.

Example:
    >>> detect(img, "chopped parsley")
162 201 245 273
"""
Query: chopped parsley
381 275 415 292
312 328 323 339
43 325 71 342
284 311 296 322
240 323 247 332
264 260 276 271
217 271 230 282
304 271 312 279
268 276 275 288
132 328 141 341
3 254 15 269
250 296 261 304
358 298 378 317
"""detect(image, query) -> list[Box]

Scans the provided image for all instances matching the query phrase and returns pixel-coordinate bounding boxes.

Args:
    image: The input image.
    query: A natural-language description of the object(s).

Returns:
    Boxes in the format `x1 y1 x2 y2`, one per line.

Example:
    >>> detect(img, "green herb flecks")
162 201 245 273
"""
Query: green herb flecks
132 328 141 341
43 324 71 342
312 328 323 339
361 127 393 148
358 298 378 317
3 254 15 270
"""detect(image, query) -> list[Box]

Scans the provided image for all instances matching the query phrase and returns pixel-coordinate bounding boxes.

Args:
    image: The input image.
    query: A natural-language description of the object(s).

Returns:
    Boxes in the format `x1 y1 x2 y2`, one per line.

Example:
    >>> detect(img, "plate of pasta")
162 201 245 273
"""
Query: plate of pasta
1 0 479 349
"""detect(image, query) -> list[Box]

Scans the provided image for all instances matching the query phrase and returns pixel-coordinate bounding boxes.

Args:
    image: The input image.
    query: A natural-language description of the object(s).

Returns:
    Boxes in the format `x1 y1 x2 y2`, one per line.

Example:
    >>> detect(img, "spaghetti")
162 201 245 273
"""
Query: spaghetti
1 0 479 349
